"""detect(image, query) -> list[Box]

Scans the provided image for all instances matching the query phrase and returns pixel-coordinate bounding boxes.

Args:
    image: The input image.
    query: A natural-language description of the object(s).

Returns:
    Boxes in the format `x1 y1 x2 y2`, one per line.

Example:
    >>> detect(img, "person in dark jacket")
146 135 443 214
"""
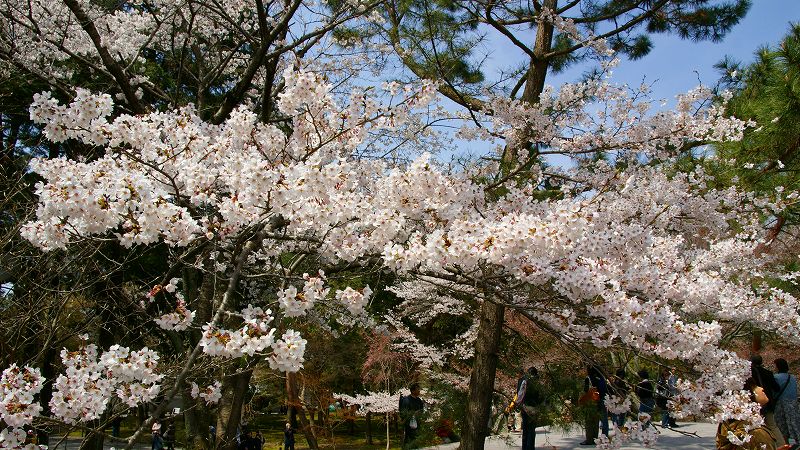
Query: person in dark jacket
517 367 544 450
656 369 673 428
399 383 425 449
581 365 608 445
609 368 629 427
636 369 655 428
162 424 175 450
283 423 295 450
753 354 787 446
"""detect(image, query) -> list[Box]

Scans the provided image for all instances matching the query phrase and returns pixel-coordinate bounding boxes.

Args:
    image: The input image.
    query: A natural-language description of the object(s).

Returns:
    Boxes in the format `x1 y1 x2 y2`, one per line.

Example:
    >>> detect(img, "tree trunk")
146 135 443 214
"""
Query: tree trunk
287 372 319 449
385 412 391 450
216 369 253 450
752 329 762 354
183 389 213 449
366 411 373 444
522 0 557 105
459 299 505 450
78 420 105 450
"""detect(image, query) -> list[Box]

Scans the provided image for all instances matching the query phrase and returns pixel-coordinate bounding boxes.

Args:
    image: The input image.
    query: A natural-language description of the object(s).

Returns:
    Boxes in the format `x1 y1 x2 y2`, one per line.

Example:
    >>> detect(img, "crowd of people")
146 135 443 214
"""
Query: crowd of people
150 420 268 450
501 356 800 450
716 356 800 450
139 356 798 450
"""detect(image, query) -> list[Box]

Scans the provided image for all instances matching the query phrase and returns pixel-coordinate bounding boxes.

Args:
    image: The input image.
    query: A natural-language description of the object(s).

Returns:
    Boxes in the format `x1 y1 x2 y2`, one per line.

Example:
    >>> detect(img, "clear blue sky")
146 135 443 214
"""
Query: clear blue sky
569 1 800 100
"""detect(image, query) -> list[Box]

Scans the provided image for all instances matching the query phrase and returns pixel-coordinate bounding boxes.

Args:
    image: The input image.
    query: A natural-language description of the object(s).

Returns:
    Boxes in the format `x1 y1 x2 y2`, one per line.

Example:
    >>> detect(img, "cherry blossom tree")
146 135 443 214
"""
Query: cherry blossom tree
2 1 800 450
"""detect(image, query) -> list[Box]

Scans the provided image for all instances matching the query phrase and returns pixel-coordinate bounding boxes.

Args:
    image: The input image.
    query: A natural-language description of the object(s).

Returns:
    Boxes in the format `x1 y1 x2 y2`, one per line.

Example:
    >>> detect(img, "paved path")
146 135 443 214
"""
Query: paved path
424 422 717 449
46 436 152 449
47 422 717 449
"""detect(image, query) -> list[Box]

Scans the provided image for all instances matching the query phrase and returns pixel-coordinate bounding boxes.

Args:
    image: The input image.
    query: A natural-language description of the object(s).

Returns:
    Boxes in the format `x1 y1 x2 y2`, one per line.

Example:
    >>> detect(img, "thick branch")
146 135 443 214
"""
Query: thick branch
210 0 303 124
544 0 670 60
61 0 145 114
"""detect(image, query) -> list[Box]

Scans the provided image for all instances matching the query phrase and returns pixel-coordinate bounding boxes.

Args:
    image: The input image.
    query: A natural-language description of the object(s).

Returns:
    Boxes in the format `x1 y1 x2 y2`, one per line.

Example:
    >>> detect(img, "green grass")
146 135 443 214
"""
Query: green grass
54 411 423 449
245 412 409 449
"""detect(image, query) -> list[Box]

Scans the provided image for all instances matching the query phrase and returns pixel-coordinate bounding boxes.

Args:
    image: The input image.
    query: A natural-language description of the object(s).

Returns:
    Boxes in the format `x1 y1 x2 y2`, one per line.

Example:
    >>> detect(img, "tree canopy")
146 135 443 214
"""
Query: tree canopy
1 1 798 450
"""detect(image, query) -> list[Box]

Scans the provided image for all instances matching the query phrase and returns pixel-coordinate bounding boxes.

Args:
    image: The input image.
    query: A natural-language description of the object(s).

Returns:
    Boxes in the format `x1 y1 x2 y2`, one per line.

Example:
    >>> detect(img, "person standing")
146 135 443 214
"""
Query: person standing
657 369 672 428
667 369 679 427
753 355 787 446
162 423 175 450
516 367 544 450
111 416 123 438
151 420 163 450
581 365 608 446
609 368 628 428
399 383 425 449
283 423 295 450
774 358 800 444
635 369 655 429
255 431 265 450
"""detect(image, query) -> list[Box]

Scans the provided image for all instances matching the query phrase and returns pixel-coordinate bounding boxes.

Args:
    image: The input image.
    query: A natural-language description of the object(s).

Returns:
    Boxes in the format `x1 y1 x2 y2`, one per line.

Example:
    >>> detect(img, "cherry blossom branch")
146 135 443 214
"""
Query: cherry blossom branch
60 0 145 113
123 216 287 449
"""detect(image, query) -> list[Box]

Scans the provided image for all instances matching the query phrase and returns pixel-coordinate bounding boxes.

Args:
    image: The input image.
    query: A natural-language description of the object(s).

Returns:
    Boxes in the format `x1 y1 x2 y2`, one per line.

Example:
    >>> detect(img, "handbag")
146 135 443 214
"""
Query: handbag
409 416 418 430
579 386 600 405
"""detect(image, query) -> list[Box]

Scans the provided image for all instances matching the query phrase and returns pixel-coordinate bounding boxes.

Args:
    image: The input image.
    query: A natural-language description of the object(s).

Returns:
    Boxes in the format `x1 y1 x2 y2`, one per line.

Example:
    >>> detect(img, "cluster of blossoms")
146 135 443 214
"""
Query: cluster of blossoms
337 388 437 415
0 427 35 449
0 365 44 428
388 279 470 327
603 395 632 415
198 305 307 371
335 285 373 315
155 298 196 331
190 381 223 405
100 345 163 407
537 7 613 57
384 315 446 370
336 391 400 415
200 306 276 358
595 416 660 449
278 272 330 317
267 330 307 372
50 343 162 424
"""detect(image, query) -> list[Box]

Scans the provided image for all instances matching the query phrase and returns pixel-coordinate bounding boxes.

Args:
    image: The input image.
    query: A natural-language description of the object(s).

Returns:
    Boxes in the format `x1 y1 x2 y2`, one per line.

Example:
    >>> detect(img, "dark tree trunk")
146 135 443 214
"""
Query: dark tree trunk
522 0 557 105
366 411 373 444
78 420 105 450
287 372 319 449
459 300 505 450
35 346 57 447
216 370 253 450
288 401 298 429
752 329 762 354
183 389 213 449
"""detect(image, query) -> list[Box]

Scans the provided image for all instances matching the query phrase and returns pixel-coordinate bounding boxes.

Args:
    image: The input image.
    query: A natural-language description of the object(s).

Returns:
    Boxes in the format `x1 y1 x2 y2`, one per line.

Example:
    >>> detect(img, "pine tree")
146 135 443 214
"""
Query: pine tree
712 24 800 257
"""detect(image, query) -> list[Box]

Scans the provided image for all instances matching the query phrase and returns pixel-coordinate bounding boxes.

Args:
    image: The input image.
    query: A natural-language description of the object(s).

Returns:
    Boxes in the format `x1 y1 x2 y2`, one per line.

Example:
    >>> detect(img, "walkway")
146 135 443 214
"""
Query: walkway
424 422 717 449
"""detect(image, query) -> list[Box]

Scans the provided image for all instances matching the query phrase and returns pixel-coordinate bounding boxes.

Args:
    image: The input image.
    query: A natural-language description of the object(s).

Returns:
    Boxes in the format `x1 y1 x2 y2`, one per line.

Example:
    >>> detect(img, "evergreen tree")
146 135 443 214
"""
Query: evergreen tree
713 24 800 256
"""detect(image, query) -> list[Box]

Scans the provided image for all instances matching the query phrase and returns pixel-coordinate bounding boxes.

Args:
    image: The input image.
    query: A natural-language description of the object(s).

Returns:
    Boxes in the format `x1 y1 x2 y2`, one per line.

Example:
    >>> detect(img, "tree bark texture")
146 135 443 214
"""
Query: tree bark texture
459 299 505 450
183 389 213 449
287 372 319 449
522 0 557 105
216 369 252 450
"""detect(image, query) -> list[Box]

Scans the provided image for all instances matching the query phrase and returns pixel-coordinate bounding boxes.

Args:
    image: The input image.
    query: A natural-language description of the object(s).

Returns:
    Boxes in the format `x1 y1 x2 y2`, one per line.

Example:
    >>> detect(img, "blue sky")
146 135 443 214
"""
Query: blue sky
572 1 800 100
446 2 800 161
474 1 800 104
